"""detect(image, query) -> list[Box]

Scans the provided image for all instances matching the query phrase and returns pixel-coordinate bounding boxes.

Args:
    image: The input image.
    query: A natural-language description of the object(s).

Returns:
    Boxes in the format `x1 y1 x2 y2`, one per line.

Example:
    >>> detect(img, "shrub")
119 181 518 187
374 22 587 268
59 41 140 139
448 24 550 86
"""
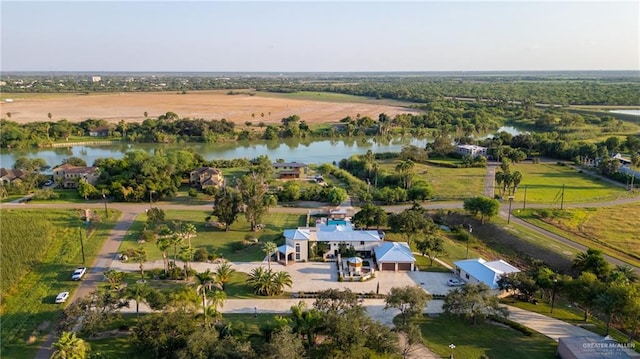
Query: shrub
193 248 210 262
230 241 245 252
188 188 198 197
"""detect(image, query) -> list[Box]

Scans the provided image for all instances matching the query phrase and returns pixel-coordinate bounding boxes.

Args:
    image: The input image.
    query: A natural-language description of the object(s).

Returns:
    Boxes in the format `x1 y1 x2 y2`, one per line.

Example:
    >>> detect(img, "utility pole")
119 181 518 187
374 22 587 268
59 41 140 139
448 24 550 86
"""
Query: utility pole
507 196 514 224
560 184 565 210
102 190 108 219
78 227 85 265
523 185 527 210
466 224 472 259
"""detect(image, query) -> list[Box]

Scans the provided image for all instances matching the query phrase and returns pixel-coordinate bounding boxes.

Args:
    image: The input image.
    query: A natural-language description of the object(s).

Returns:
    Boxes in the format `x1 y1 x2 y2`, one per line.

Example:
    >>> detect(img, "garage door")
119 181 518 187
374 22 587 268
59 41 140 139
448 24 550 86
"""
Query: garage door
397 263 412 271
381 262 396 271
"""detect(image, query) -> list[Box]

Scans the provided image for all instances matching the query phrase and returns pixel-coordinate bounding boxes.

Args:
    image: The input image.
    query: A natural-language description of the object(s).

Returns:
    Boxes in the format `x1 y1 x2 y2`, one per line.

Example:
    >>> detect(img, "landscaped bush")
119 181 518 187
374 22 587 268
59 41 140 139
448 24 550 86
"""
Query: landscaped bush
188 188 198 197
488 315 534 336
193 248 210 262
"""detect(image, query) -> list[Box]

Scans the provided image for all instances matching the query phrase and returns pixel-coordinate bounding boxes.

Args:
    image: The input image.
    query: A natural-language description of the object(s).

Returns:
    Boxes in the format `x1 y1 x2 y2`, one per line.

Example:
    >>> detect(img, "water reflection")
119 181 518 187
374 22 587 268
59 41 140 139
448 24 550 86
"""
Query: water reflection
0 125 524 167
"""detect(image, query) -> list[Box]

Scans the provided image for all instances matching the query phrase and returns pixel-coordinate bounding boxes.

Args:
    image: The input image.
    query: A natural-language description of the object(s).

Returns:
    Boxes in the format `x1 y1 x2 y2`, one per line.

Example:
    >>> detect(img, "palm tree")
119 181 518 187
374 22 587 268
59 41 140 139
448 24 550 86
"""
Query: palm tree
195 269 217 326
511 171 523 195
248 267 272 296
263 241 278 270
271 270 293 295
169 233 183 263
181 222 197 247
51 331 90 359
131 246 147 281
156 237 171 276
126 282 151 314
215 262 236 291
395 159 415 189
208 289 226 324
290 301 323 347
179 245 195 278
104 269 125 291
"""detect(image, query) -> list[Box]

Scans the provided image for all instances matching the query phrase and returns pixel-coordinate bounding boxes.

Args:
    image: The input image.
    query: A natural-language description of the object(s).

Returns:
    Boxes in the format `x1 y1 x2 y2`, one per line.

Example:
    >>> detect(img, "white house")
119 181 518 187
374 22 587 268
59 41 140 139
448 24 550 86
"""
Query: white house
456 145 487 158
453 258 520 289
280 219 416 271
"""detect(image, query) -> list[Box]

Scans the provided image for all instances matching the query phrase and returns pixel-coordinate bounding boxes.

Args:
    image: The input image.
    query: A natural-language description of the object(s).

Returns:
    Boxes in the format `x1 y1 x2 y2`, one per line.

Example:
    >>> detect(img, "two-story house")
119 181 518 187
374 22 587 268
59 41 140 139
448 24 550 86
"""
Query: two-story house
52 164 100 189
190 167 225 189
273 162 307 179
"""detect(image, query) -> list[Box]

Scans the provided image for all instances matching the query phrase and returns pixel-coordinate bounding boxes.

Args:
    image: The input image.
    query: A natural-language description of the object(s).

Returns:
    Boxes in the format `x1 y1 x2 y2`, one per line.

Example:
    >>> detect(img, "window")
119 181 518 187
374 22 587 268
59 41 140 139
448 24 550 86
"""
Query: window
465 273 470 279
360 241 365 245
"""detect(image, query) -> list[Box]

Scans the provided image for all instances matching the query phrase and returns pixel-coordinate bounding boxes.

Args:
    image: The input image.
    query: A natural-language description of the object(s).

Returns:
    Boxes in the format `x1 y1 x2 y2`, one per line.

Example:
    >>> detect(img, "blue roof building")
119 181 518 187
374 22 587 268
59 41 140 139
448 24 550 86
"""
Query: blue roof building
453 258 520 289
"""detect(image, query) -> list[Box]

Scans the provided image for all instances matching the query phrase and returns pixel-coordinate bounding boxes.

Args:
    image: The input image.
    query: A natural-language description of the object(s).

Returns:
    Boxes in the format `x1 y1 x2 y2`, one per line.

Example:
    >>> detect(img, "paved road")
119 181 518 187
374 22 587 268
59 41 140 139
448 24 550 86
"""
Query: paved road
34 210 138 359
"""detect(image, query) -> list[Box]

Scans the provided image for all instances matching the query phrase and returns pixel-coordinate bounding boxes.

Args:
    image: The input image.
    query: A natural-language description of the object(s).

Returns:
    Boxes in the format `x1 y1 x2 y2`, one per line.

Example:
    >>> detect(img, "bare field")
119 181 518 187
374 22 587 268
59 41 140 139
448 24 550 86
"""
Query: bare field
0 91 419 125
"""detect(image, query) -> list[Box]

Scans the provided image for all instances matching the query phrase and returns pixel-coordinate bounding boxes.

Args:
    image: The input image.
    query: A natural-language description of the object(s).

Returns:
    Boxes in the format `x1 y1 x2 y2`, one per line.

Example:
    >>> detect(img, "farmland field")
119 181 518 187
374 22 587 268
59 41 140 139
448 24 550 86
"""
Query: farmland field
1 90 419 125
0 209 119 358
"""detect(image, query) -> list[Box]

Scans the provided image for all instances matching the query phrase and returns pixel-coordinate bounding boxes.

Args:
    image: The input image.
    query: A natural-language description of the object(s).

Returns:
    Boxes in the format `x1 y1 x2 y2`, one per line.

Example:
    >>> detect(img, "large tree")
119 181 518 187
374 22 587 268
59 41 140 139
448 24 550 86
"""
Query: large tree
443 283 509 325
415 236 445 266
237 173 270 231
463 196 500 224
352 203 387 229
384 286 432 326
388 207 435 246
212 187 242 231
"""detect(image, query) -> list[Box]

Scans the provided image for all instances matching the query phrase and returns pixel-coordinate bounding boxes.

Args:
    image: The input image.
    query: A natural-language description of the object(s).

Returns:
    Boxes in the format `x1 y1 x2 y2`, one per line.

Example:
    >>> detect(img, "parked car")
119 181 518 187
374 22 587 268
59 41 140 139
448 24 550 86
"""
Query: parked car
447 278 464 287
44 180 53 186
55 291 69 303
71 267 87 281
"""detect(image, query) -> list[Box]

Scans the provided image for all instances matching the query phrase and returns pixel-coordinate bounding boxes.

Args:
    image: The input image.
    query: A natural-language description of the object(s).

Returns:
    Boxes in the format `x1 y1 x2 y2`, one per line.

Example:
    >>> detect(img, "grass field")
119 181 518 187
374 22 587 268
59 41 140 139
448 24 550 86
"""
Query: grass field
507 162 628 204
257 90 417 107
411 314 557 359
0 209 120 359
378 160 486 200
118 210 305 262
513 204 640 267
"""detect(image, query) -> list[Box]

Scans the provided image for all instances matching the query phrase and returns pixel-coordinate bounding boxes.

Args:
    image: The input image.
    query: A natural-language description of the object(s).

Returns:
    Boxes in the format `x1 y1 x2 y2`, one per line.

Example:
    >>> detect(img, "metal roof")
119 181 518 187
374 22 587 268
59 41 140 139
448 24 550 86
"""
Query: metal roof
374 242 416 263
453 258 520 289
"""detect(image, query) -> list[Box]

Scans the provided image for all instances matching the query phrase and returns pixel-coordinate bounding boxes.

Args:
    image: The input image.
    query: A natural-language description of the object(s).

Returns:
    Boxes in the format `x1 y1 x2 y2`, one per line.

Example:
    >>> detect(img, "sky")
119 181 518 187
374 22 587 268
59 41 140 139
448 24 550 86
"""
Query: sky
1 1 639 72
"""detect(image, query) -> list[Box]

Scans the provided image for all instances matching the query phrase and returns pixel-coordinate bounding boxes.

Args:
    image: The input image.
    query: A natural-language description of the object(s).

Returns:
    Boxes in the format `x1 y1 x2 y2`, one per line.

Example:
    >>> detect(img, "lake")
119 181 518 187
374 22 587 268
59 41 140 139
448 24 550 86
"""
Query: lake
0 126 522 168
610 109 640 116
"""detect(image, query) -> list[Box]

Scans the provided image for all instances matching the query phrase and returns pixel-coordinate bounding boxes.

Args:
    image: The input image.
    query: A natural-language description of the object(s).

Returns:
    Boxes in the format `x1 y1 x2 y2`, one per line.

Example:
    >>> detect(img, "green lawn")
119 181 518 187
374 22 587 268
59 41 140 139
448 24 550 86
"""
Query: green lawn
29 188 88 204
412 314 557 359
378 160 485 200
507 163 628 204
119 210 305 262
0 209 120 359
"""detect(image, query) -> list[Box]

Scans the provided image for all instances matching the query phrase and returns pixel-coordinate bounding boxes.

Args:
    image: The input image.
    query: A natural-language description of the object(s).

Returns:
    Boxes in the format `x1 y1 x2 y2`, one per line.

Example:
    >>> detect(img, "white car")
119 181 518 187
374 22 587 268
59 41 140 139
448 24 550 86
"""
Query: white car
71 267 87 281
55 291 70 303
447 278 464 287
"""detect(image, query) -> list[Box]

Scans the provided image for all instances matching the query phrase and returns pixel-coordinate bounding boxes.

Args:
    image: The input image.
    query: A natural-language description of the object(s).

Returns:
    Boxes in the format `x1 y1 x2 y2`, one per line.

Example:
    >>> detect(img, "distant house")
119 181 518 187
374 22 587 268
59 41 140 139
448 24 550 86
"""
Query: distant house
453 258 520 289
52 164 100 189
91 76 101 83
190 167 224 189
273 162 307 179
0 168 29 185
89 126 110 137
456 145 487 158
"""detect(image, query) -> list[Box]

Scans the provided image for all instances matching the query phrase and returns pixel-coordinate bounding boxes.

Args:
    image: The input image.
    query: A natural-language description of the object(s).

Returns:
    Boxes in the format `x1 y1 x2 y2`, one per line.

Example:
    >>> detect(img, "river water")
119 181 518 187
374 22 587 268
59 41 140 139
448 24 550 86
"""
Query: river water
0 126 522 168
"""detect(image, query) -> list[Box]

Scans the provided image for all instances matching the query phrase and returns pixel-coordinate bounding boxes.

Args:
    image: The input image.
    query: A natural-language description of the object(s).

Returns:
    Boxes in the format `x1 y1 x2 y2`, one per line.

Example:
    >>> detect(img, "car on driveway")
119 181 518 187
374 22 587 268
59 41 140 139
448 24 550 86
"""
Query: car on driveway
44 180 53 186
447 278 464 287
71 267 87 281
55 291 69 303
